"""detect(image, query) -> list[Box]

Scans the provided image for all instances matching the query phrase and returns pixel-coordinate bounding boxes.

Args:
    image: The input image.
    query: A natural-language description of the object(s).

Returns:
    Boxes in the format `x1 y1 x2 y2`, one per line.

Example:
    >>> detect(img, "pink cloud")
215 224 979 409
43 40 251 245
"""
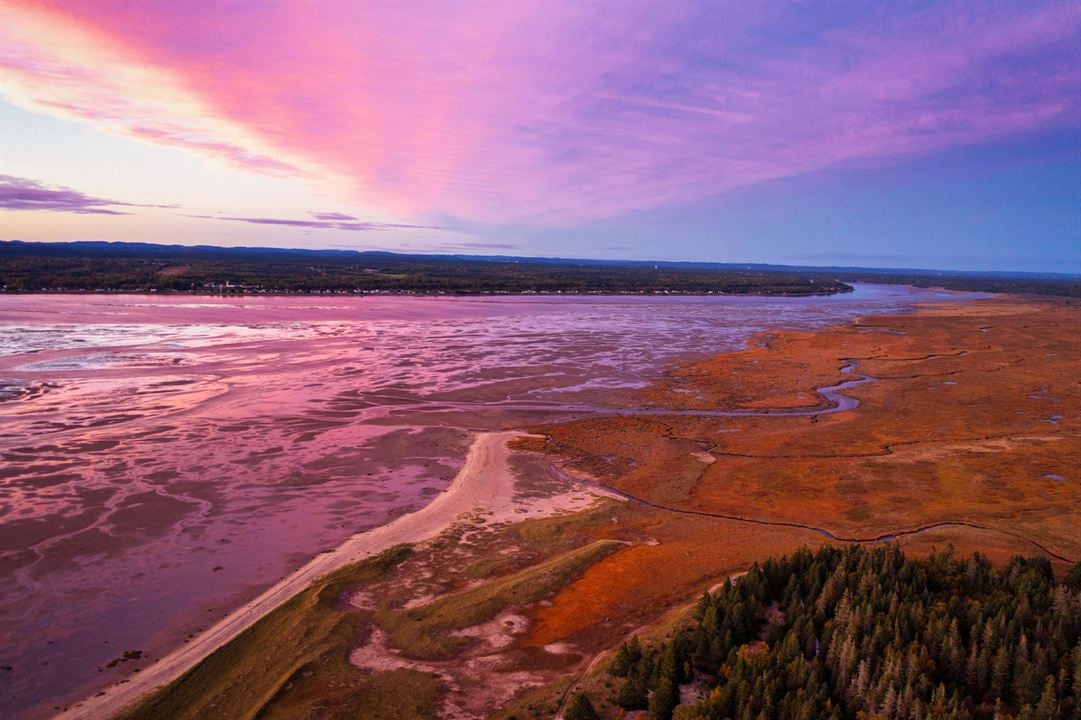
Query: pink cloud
3 1 1078 226
0 174 175 214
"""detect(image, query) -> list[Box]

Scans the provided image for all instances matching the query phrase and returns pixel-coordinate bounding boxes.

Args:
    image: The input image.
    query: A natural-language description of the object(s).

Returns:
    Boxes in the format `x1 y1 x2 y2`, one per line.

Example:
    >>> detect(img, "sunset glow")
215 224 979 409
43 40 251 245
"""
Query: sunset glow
2 1 1079 267
2 6 1080 718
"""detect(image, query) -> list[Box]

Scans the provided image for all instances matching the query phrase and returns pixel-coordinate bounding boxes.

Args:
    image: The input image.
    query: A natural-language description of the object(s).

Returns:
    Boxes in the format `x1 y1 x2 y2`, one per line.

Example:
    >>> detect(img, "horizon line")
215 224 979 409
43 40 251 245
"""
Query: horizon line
3 238 1079 279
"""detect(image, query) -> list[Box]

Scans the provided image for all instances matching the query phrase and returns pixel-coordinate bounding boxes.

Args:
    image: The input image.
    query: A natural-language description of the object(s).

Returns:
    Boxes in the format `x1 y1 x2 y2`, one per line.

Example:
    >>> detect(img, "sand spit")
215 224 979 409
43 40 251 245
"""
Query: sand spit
55 430 570 720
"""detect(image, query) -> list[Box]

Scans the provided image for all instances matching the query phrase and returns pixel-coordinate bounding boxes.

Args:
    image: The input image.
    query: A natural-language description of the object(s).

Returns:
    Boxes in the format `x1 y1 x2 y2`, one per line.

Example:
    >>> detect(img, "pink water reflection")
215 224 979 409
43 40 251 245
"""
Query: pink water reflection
0 286 953 717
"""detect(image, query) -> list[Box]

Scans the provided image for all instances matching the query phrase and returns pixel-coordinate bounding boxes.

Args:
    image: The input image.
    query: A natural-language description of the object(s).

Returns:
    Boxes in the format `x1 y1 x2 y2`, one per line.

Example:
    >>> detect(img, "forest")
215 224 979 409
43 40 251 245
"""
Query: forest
575 546 1081 720
5 241 1079 297
0 242 849 296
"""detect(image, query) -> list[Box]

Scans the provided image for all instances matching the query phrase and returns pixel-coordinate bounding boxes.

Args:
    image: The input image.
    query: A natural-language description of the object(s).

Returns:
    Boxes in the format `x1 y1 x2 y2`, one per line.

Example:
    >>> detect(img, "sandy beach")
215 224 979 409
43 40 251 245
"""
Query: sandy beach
56 430 538 720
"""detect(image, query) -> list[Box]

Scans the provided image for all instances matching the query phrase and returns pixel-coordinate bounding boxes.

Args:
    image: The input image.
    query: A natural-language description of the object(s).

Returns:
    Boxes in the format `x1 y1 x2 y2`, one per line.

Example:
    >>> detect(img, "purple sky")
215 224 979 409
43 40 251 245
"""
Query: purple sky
1 0 1078 271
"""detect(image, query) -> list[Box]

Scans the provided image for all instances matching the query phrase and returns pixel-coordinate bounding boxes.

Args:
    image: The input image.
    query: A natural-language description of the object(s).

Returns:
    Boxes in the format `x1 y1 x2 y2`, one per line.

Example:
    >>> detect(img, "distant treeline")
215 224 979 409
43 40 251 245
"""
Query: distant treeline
587 545 1081 720
0 242 849 296
2 241 1079 296
805 271 1081 299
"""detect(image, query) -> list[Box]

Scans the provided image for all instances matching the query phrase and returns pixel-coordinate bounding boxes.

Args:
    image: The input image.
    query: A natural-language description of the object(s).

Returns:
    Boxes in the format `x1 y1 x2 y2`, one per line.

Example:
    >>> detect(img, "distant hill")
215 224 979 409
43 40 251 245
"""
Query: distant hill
1 240 1078 296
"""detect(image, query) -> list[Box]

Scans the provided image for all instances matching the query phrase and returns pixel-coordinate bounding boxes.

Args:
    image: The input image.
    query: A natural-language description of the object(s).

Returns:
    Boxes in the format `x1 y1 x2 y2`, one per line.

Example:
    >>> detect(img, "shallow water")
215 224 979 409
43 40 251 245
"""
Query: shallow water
0 285 956 717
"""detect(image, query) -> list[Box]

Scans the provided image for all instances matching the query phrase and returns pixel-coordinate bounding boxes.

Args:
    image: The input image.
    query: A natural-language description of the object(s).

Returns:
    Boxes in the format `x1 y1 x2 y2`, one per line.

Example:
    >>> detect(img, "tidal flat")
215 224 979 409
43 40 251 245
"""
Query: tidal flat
36 289 1079 720
0 285 943 718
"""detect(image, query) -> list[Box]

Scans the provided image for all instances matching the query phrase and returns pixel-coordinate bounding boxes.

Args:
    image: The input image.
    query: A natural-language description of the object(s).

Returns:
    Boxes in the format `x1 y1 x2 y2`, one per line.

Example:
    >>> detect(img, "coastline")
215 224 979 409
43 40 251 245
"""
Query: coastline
54 300 903 718
55 299 930 718
41 292 1081 719
55 431 555 720
0 286 853 298
53 294 968 719
2 284 945 720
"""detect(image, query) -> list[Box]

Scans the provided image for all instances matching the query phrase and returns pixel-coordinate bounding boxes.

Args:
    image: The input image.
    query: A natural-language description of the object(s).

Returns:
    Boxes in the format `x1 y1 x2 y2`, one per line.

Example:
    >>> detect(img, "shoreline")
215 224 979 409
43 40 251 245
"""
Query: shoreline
51 295 962 719
2 285 945 720
55 430 540 720
0 287 853 298
47 291 1078 718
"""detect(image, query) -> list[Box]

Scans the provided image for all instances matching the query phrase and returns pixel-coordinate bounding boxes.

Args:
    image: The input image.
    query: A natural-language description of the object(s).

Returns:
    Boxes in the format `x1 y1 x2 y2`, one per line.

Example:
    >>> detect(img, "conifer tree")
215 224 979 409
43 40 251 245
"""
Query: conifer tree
564 693 600 720
597 546 1081 719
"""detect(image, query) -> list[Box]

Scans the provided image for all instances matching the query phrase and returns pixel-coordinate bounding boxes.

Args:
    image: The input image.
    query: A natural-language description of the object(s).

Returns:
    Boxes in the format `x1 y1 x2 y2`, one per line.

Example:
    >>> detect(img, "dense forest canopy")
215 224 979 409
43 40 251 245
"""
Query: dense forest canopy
592 546 1081 720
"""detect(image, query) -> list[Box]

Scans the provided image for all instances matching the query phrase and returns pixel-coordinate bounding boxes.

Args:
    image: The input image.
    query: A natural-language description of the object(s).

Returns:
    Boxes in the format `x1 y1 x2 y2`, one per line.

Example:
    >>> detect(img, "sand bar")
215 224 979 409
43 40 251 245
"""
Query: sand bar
56 430 530 720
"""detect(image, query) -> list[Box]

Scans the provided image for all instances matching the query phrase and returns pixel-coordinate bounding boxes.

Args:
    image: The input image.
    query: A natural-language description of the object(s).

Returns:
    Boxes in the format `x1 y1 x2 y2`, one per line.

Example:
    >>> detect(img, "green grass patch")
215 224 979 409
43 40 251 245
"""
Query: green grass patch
120 545 417 720
511 500 620 549
379 540 624 660
461 553 523 580
257 666 441 720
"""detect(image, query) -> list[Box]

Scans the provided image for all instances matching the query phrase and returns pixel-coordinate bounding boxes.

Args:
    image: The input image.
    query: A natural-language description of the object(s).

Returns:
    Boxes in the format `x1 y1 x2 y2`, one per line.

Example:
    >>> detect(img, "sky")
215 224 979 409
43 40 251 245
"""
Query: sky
1 0 1079 272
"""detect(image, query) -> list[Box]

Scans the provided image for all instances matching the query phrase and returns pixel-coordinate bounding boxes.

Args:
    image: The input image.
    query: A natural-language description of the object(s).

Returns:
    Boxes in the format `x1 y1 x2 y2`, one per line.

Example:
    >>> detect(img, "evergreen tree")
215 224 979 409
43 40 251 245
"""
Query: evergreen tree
1063 564 1081 592
649 677 680 720
616 669 649 710
564 692 600 720
596 546 1081 719
1034 675 1058 720
609 635 642 677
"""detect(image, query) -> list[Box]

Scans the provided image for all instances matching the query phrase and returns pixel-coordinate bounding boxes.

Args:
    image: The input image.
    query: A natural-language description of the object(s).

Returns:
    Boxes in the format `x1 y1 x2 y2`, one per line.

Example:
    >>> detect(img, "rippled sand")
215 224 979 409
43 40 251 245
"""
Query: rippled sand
0 286 949 717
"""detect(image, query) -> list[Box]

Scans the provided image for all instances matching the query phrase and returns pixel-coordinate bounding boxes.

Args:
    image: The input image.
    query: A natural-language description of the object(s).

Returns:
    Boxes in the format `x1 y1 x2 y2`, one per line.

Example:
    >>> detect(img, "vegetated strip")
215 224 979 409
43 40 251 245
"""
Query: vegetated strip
118 541 624 719
118 545 417 720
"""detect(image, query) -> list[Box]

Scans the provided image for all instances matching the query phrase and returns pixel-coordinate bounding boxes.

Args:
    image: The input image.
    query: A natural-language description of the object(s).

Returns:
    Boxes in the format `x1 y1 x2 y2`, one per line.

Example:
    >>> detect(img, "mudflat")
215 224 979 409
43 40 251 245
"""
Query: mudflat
4 286 940 718
84 293 1078 719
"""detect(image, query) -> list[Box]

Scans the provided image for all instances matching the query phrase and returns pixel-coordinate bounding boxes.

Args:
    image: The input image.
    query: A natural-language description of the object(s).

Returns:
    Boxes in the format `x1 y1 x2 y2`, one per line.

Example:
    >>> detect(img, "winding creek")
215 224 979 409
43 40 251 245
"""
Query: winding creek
544 360 1077 564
